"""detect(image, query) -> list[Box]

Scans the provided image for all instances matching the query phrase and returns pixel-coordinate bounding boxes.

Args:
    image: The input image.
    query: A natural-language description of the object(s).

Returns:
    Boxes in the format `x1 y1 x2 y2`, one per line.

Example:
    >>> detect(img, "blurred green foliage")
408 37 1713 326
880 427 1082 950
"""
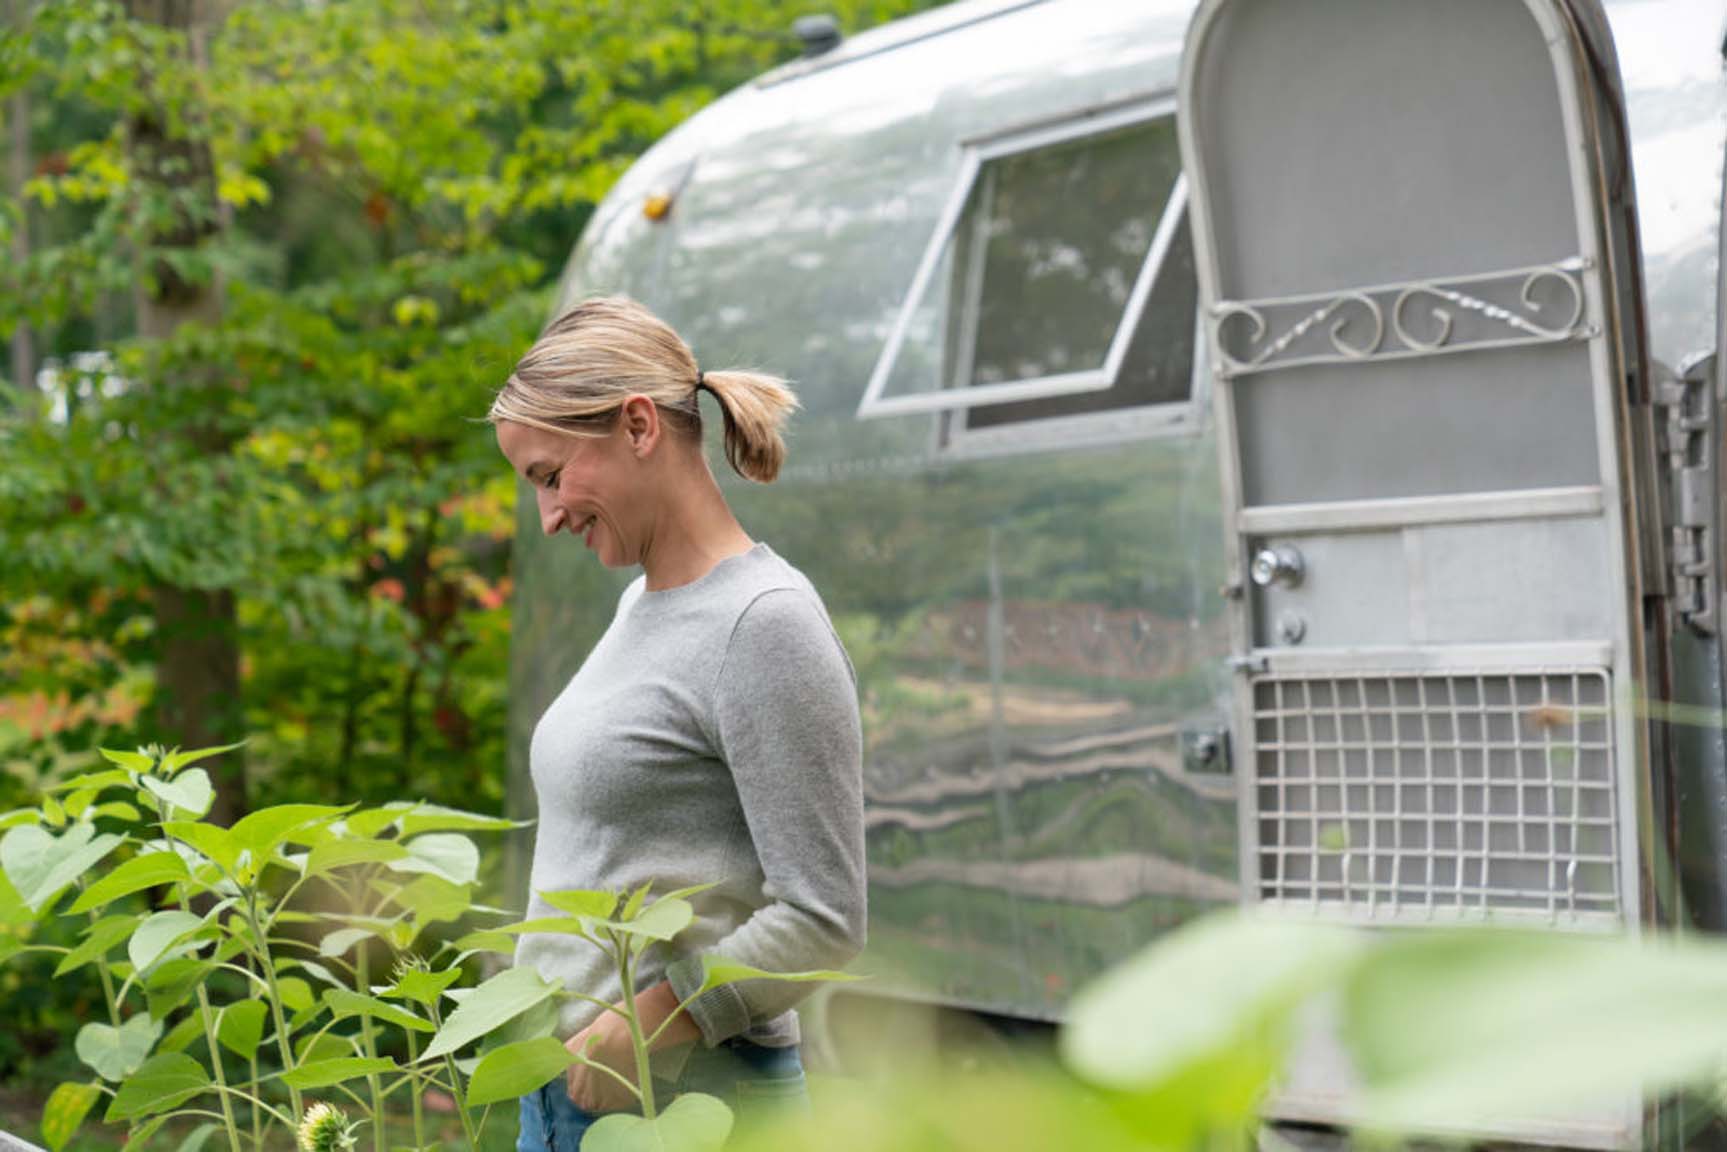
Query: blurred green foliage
0 0 948 1095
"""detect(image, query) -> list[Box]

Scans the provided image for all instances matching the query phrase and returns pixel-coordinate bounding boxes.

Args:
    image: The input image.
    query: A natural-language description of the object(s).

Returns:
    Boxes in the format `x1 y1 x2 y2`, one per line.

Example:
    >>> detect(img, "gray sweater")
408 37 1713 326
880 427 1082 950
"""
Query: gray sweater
511 542 867 1081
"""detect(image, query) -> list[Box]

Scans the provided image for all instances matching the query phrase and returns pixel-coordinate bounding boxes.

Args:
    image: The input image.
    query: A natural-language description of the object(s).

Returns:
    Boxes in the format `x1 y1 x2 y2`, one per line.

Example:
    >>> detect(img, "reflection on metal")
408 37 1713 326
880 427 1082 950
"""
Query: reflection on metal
866 719 1235 805
1211 258 1596 378
871 851 1240 905
1251 669 1621 926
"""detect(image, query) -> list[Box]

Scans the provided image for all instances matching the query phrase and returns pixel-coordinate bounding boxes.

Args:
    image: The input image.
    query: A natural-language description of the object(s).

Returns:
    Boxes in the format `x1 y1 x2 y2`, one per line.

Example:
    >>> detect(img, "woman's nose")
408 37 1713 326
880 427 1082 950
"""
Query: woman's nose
540 501 565 536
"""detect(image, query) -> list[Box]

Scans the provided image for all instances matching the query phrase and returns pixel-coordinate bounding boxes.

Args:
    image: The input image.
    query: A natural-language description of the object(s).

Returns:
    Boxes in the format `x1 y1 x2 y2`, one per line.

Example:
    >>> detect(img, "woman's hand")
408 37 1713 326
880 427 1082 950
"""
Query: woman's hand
563 1010 641 1113
562 982 701 1113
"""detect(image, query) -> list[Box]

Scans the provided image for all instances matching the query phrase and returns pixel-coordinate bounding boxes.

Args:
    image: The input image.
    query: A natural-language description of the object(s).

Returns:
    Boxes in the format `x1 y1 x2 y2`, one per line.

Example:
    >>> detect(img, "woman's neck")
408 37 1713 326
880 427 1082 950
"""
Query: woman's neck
638 467 754 592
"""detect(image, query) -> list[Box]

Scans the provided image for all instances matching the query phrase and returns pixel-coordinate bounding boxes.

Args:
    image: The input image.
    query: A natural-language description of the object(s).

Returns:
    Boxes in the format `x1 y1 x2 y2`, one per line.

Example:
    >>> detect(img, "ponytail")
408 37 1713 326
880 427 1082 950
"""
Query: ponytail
699 368 799 484
489 295 800 482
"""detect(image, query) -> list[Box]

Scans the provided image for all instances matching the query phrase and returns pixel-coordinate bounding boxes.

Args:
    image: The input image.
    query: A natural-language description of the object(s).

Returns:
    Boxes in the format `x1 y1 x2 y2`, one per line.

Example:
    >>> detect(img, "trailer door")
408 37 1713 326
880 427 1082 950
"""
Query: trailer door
1177 0 1661 1146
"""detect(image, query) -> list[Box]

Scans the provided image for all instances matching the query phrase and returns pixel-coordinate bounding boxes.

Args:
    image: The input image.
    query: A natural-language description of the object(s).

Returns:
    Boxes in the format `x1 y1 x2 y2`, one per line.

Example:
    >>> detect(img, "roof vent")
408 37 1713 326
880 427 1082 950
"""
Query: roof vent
793 14 842 59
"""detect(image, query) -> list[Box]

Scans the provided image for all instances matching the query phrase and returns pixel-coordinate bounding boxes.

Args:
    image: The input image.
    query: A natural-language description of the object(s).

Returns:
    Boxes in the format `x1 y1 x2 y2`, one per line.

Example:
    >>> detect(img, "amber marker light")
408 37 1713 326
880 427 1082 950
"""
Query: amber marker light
643 193 674 221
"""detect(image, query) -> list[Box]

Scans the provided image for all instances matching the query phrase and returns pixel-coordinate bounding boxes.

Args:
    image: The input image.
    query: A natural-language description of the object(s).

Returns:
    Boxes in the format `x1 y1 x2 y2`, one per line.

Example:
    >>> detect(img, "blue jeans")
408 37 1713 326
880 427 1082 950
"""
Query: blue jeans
515 1037 811 1152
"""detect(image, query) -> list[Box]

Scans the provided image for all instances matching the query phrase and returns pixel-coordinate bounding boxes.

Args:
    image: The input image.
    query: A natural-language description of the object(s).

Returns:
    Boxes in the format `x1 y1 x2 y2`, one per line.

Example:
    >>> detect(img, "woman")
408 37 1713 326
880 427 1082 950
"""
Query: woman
487 296 867 1152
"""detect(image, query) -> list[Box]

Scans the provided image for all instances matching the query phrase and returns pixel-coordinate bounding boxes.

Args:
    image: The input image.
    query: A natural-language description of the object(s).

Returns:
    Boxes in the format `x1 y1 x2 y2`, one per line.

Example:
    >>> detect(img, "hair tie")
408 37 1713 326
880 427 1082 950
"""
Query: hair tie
695 370 707 392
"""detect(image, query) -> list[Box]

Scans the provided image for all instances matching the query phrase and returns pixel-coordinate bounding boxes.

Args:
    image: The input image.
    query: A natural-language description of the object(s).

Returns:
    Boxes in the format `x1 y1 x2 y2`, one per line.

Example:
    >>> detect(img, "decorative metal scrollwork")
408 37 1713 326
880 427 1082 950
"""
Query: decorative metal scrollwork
1211 256 1594 378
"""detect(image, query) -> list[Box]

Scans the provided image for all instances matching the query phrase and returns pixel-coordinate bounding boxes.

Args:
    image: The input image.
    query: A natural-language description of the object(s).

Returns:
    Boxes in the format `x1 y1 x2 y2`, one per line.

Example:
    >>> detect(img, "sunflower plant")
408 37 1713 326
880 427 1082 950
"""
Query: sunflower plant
0 741 860 1152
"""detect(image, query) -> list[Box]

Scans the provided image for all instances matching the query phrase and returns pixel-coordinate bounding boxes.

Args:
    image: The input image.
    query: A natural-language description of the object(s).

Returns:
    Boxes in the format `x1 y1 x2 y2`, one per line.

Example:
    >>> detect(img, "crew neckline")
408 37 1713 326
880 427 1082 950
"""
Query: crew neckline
632 541 772 606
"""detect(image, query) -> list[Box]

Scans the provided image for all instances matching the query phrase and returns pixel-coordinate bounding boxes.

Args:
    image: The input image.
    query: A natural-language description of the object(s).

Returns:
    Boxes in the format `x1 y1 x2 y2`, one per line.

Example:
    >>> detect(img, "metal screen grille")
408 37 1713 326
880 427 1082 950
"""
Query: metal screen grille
1252 670 1620 924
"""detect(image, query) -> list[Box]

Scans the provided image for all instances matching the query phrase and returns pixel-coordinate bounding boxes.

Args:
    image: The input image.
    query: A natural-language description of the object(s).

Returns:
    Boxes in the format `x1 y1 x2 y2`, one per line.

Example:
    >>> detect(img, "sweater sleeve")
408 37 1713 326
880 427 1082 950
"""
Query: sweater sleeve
662 587 867 1046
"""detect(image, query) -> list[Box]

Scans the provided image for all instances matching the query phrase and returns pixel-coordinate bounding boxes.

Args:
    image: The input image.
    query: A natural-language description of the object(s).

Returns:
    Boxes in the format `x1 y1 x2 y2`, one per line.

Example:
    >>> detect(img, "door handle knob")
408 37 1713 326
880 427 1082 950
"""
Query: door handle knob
1250 545 1305 589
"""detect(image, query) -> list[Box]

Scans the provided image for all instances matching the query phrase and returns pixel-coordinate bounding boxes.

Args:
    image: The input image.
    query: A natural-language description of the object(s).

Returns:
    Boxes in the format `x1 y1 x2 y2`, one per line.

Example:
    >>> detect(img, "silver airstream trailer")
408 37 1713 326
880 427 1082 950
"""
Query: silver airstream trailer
503 0 1727 1146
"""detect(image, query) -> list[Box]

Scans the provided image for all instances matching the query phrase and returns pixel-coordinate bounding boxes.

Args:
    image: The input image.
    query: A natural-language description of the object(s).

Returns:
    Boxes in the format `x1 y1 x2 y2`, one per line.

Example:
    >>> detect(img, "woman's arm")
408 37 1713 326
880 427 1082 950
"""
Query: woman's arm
662 586 867 1047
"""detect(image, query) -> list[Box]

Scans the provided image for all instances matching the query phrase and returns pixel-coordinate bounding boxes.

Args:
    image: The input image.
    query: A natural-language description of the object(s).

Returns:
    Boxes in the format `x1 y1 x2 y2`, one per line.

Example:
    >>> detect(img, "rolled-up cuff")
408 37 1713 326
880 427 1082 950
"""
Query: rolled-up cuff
663 953 752 1048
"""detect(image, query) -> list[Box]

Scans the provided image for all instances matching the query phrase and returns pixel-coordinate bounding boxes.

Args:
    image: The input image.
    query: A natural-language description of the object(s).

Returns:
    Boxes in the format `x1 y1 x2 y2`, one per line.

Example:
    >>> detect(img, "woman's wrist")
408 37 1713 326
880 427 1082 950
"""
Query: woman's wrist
637 979 703 1050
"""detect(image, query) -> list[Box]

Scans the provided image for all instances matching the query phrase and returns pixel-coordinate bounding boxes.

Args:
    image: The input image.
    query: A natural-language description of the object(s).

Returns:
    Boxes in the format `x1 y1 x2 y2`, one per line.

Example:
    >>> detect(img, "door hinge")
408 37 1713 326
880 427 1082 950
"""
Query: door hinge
1654 352 1718 635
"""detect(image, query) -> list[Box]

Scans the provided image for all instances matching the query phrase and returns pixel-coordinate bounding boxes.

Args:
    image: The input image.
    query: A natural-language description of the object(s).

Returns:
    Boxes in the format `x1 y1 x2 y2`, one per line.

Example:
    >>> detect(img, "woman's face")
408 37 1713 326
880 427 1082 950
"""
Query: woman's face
495 411 656 568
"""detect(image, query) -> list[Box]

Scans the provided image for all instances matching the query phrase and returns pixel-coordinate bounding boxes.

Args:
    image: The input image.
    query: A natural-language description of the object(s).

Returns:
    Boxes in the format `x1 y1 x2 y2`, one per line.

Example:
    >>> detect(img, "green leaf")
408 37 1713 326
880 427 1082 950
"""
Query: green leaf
306 838 409 876
479 995 561 1052
540 888 619 918
494 916 594 939
380 963 462 1007
582 1091 733 1152
41 1081 102 1152
688 957 863 998
104 1053 209 1121
386 833 479 886
324 988 435 1033
92 801 143 822
162 822 240 874
452 929 516 957
55 914 139 977
229 804 352 869
281 1056 400 1089
294 1033 357 1065
160 742 246 776
319 926 375 957
45 769 133 794
423 965 562 1060
1058 910 1364 1147
128 910 208 974
388 874 472 923
159 1013 206 1055
271 975 313 1015
217 1000 267 1059
99 748 156 773
124 1114 174 1148
146 959 219 1021
1343 927 1727 1133
614 898 692 950
68 850 190 914
0 808 40 830
287 957 348 992
464 1037 576 1107
352 801 522 839
174 1121 222 1152
139 769 214 819
1 822 125 913
621 882 651 921
1061 911 1362 1091
75 1013 163 1081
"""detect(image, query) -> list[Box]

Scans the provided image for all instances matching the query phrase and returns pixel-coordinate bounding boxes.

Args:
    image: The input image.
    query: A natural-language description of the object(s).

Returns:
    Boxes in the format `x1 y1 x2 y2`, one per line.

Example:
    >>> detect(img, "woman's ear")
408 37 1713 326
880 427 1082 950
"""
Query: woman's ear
616 395 661 458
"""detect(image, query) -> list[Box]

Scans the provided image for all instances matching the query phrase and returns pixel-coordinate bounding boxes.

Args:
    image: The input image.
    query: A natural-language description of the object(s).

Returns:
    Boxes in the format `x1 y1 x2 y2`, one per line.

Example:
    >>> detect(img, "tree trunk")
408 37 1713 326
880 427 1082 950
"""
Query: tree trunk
127 0 247 824
7 0 33 394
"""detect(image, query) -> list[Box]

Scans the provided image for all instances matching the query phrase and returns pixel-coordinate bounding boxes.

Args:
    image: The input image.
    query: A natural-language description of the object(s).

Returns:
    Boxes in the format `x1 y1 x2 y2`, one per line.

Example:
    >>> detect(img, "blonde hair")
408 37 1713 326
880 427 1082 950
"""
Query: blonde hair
485 295 799 483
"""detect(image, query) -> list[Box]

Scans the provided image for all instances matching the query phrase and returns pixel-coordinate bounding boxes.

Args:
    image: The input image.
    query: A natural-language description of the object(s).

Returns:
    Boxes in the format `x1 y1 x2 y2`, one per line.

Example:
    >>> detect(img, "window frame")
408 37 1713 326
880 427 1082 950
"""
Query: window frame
856 96 1188 420
938 305 1207 460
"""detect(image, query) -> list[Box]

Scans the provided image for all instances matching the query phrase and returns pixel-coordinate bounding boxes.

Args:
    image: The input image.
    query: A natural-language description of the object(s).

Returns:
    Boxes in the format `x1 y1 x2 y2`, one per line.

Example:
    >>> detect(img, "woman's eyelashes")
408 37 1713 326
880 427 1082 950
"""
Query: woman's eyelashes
542 469 560 491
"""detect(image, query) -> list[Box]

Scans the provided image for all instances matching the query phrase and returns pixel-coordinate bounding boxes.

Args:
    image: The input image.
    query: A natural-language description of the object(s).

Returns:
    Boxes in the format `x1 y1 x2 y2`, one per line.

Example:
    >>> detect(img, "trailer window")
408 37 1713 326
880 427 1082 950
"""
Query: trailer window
857 103 1192 423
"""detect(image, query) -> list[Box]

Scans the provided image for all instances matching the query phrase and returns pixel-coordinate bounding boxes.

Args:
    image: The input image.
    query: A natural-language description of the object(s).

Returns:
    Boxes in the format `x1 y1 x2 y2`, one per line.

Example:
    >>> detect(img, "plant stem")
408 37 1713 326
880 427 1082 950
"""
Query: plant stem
405 1027 427 1150
67 878 122 1027
428 998 480 1152
249 1052 262 1151
244 891 304 1122
195 970 245 1152
616 941 656 1120
355 939 387 1152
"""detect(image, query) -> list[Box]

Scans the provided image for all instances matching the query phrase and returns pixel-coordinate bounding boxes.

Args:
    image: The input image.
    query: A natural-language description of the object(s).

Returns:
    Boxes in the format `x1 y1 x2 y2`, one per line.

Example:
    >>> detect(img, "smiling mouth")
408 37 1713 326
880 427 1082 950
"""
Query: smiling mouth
577 514 597 543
